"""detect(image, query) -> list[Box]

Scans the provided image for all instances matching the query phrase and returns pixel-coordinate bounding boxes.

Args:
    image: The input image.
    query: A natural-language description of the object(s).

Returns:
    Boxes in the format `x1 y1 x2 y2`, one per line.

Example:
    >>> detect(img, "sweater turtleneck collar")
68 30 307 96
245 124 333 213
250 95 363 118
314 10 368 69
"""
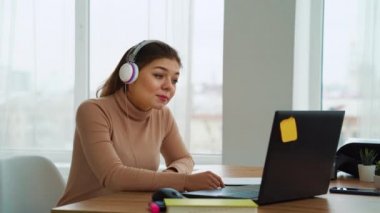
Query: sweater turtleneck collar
114 88 152 121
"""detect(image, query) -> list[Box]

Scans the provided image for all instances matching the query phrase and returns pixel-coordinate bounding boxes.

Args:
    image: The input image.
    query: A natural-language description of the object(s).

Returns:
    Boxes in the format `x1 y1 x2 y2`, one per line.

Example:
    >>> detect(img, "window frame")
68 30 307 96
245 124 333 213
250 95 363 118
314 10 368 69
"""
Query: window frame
292 0 324 110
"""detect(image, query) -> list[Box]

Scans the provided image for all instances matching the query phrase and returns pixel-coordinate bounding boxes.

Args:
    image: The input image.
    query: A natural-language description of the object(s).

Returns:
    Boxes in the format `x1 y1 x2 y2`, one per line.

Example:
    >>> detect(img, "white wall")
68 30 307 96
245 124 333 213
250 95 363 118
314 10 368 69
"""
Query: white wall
223 0 296 166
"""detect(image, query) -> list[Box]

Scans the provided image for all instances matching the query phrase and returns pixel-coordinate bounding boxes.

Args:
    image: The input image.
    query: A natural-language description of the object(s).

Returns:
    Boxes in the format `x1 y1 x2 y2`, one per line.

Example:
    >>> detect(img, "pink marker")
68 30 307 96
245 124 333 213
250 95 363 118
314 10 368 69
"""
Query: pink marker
149 202 161 213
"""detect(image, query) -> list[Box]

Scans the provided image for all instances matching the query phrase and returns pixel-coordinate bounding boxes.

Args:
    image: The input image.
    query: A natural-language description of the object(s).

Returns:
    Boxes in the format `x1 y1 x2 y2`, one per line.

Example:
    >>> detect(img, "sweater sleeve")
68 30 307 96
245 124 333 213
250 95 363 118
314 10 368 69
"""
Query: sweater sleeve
160 109 194 174
76 101 189 192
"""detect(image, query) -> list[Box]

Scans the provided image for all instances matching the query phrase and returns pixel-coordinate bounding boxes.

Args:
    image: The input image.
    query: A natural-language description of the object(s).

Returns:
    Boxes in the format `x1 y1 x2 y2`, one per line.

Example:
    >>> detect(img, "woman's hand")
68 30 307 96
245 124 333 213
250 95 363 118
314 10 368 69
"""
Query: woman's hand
162 167 178 173
184 171 225 191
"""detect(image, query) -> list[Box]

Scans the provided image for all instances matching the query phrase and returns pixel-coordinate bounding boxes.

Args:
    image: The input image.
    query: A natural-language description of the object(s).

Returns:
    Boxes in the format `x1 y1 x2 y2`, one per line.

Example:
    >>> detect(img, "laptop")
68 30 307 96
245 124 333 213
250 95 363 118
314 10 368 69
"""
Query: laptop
183 111 345 205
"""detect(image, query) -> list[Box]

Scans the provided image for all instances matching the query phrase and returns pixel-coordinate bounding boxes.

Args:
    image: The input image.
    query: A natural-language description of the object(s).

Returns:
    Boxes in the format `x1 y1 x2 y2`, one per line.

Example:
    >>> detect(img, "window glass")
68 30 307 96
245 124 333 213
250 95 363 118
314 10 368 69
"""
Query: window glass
0 0 75 150
323 0 380 144
190 0 224 154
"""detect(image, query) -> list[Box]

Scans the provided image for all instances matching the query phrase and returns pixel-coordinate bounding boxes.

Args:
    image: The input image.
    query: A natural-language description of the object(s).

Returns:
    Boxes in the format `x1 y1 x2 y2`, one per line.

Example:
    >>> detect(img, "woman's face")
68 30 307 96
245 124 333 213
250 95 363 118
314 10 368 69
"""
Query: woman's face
127 58 180 111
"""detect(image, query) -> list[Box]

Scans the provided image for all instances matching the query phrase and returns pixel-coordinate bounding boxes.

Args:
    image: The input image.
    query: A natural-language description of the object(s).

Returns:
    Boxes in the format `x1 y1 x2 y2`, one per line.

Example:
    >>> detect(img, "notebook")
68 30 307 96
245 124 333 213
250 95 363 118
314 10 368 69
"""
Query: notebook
183 111 345 205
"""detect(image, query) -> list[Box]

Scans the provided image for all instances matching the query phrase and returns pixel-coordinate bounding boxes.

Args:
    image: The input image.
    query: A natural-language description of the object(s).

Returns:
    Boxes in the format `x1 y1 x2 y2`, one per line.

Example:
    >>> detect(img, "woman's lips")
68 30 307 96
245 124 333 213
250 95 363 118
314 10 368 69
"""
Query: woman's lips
157 95 169 102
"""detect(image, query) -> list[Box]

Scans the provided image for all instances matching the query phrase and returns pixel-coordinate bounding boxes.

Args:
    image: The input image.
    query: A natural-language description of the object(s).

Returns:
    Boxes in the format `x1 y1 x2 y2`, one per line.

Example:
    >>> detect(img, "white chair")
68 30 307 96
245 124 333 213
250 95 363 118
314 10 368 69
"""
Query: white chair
0 155 66 213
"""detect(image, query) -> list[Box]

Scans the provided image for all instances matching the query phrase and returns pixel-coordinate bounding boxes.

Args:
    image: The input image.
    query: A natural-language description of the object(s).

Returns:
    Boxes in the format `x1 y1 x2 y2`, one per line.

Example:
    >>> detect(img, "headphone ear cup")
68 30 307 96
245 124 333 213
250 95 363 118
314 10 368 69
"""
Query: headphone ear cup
119 62 139 84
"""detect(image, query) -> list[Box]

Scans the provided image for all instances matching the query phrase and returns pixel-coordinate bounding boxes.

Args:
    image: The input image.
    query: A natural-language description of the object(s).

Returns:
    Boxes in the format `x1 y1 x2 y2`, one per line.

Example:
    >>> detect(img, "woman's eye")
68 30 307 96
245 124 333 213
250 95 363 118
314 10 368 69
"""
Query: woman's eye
172 79 178 84
153 74 163 79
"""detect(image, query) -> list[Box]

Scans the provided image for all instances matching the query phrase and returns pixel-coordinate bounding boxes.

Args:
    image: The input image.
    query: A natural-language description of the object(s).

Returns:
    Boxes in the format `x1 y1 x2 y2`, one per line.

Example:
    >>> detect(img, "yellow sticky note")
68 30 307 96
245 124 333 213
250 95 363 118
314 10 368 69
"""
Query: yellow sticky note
280 116 298 143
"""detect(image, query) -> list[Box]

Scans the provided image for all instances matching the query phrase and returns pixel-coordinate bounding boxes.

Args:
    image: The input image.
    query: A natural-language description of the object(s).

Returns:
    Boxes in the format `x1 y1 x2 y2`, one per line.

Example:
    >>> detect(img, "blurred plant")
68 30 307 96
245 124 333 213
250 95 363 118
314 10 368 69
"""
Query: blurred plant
359 148 378 165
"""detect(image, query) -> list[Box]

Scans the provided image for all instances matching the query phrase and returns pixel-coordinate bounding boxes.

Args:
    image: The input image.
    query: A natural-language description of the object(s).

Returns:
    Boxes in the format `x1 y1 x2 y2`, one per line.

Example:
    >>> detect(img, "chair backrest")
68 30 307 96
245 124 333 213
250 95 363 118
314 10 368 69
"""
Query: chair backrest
0 155 66 213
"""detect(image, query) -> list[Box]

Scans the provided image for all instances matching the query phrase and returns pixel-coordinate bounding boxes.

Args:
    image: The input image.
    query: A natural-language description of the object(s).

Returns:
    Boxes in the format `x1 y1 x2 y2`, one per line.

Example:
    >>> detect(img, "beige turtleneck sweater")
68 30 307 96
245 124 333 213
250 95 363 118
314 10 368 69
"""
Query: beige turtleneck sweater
57 89 194 206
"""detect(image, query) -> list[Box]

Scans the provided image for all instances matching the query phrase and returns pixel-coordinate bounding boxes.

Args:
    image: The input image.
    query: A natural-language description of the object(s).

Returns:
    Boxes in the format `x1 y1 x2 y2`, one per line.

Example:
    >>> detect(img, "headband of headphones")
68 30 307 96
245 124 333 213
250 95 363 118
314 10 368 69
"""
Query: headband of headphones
127 40 157 63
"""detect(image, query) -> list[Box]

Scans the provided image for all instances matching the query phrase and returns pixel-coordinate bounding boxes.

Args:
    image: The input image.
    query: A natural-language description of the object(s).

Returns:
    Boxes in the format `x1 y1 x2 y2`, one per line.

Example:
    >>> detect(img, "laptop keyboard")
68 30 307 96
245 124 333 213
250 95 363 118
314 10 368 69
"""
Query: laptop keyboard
183 184 261 199
221 185 260 198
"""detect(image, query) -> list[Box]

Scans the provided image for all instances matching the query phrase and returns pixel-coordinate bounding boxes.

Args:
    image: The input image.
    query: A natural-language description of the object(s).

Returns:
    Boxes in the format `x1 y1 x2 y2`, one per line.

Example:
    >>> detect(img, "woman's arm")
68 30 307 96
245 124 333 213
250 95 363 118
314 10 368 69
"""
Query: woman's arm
160 109 194 174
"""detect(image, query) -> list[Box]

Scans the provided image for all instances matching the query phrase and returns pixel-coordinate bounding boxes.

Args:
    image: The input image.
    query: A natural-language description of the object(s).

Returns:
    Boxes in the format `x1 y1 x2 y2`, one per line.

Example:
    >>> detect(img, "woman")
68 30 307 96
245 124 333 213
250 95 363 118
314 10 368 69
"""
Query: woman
57 40 224 206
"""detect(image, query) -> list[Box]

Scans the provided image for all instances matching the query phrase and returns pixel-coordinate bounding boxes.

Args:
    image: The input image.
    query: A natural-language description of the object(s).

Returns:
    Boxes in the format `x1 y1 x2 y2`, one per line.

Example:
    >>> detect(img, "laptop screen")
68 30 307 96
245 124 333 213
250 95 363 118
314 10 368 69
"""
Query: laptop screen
257 110 345 204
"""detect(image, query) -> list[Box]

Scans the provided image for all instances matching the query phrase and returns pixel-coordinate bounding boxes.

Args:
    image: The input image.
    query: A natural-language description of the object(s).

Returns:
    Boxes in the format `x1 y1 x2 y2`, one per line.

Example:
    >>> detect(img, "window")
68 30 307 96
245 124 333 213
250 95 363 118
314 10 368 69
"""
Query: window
323 0 380 145
0 0 224 167
189 0 224 155
0 0 75 155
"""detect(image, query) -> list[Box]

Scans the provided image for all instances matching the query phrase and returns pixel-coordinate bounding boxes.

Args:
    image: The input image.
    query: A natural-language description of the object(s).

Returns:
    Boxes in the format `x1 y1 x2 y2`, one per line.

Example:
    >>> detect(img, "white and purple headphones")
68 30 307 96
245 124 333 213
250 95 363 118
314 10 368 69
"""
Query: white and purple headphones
119 40 157 84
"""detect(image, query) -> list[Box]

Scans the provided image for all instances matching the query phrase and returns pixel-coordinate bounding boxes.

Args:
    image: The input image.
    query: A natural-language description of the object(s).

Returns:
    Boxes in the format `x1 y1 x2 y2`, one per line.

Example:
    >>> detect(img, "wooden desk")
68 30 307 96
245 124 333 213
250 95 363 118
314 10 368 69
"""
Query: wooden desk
52 165 380 213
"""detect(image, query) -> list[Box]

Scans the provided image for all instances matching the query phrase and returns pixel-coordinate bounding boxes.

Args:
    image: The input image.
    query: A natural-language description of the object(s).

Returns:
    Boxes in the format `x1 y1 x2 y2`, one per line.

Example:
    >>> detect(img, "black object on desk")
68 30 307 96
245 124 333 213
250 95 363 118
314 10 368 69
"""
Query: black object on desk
150 188 184 212
333 140 380 179
329 187 380 196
